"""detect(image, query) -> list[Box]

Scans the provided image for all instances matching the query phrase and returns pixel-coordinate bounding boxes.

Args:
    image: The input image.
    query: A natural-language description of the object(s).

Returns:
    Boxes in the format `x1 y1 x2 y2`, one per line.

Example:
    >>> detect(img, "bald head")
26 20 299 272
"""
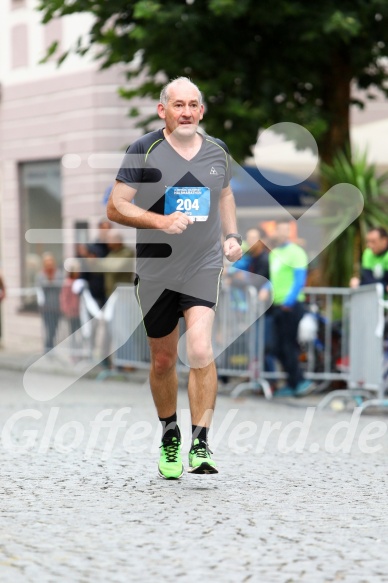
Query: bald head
160 77 203 107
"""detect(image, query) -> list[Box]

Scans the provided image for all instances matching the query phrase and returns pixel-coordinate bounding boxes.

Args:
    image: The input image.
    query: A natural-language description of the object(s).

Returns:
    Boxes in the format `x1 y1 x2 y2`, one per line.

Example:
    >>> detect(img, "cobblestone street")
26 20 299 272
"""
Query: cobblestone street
0 367 387 582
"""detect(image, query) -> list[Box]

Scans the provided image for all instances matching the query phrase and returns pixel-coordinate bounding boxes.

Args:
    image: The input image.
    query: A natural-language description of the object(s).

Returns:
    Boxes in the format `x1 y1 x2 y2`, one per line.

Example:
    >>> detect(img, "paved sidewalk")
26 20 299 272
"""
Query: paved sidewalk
0 366 387 582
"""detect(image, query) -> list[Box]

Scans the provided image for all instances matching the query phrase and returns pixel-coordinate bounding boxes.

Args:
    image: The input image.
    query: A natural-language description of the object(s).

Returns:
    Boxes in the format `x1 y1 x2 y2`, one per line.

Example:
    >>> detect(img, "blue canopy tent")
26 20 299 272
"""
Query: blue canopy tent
231 164 318 209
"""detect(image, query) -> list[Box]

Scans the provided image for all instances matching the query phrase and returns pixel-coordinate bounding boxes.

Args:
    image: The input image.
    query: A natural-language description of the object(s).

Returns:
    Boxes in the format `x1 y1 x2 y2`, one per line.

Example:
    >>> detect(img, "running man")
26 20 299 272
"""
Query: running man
107 77 242 478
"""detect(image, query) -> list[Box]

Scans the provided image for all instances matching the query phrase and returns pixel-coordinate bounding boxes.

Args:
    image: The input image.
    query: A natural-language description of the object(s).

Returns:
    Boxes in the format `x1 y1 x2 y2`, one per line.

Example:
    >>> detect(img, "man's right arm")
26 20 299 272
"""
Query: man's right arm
107 180 164 229
107 180 193 234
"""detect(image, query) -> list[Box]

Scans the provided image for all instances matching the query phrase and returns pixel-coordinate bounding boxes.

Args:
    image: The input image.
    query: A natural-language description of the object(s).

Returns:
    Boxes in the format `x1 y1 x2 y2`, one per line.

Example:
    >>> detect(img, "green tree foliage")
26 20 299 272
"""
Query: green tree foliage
38 1 388 162
317 151 388 287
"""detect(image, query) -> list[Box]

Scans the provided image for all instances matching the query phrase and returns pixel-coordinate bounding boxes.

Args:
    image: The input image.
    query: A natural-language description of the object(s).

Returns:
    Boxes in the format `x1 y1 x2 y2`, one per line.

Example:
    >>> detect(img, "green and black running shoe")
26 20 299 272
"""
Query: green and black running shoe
188 438 218 475
158 435 184 480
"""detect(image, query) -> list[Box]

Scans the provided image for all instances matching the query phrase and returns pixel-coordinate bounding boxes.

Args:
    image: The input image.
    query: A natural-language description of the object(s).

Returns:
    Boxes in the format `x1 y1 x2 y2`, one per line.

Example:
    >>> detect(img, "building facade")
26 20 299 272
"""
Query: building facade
0 0 148 350
0 0 388 352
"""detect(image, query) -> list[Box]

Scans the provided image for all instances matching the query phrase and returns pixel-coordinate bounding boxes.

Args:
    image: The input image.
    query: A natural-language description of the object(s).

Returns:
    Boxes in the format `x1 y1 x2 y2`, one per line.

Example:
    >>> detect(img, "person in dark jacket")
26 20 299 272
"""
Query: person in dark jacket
79 243 107 308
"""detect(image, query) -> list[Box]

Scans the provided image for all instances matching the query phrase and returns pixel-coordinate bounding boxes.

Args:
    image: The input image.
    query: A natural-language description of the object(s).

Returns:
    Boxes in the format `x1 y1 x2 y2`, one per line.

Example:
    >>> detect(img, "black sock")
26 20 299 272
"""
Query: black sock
159 413 179 441
191 425 208 444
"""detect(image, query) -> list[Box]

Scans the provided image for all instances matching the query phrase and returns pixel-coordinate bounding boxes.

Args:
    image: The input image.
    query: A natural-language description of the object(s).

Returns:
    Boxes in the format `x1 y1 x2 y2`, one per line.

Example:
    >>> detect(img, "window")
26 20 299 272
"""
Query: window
11 0 26 10
19 161 62 309
11 24 28 69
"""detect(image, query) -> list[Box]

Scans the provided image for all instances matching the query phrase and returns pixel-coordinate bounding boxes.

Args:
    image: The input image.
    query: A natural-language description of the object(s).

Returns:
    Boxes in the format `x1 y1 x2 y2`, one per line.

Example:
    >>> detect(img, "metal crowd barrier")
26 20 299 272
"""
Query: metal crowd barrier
109 286 149 369
231 283 388 411
231 286 352 399
32 280 388 412
108 284 352 402
318 283 388 412
33 283 102 361
108 284 259 378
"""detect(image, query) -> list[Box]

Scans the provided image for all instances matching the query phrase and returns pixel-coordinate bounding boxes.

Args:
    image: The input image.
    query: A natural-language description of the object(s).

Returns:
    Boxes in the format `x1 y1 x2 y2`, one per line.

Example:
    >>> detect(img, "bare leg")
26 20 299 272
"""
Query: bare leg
184 306 217 427
148 325 179 418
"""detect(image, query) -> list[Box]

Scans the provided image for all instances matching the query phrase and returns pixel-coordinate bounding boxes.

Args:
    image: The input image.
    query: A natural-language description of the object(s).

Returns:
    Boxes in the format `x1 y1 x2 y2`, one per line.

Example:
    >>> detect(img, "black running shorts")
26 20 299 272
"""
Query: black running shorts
135 268 223 338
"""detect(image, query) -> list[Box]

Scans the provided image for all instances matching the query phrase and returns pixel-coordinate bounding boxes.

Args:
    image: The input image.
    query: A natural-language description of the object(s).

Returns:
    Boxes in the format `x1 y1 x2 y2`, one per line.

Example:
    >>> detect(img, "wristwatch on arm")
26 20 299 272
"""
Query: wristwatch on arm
225 233 243 246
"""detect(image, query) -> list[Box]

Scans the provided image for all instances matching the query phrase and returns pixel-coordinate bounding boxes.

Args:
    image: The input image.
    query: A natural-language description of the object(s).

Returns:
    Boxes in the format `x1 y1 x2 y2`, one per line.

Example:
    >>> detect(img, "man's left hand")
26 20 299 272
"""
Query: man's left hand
223 238 242 262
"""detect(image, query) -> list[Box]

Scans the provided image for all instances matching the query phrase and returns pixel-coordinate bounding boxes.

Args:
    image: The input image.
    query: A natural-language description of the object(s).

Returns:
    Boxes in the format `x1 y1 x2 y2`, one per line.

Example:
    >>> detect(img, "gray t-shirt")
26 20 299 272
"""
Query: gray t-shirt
116 129 231 282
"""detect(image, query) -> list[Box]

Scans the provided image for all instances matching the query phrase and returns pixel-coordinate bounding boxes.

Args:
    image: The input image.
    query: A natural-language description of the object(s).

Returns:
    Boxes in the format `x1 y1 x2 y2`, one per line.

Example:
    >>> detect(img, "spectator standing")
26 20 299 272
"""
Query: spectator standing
0 270 5 342
102 230 136 370
241 226 270 287
93 218 113 258
0 271 5 303
350 227 388 293
228 227 269 288
104 230 135 298
259 220 313 397
227 227 275 374
244 228 275 373
75 244 108 364
36 253 63 352
79 244 107 309
60 259 82 336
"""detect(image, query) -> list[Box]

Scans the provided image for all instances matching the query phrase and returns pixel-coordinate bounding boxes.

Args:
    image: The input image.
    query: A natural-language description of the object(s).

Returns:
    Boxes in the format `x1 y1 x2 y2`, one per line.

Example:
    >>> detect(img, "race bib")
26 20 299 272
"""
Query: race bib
164 187 210 222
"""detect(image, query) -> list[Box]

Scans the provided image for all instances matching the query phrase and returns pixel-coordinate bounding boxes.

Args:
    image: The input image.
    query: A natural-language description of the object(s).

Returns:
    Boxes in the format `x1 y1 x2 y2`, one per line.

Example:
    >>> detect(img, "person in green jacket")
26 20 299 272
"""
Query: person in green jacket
350 227 388 293
259 220 314 397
